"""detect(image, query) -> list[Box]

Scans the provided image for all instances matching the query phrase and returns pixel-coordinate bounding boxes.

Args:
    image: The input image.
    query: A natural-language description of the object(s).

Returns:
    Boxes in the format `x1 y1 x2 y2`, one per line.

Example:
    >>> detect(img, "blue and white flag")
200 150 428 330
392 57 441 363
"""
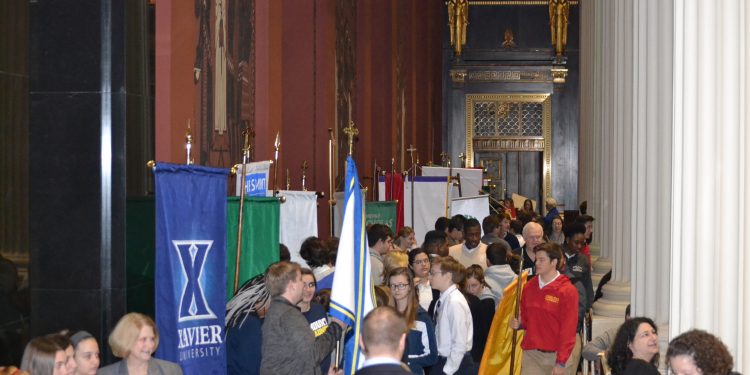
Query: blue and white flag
154 163 228 375
330 157 375 374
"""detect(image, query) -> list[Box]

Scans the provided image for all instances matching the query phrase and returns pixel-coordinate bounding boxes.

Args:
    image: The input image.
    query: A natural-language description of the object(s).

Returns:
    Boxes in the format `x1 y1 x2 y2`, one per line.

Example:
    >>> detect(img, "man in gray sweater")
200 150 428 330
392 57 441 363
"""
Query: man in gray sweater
261 261 343 375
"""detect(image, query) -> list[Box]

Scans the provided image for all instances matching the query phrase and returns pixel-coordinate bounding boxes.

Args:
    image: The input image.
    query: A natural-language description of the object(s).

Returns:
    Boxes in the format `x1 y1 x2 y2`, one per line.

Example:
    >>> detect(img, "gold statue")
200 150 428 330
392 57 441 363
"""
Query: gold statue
447 0 468 57
549 0 570 59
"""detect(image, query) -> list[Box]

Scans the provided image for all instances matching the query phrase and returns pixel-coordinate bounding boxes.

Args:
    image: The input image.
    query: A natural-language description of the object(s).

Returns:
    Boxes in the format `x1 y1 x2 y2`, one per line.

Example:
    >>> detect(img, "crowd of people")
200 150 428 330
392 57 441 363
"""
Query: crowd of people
1 198 742 375
0 312 181 375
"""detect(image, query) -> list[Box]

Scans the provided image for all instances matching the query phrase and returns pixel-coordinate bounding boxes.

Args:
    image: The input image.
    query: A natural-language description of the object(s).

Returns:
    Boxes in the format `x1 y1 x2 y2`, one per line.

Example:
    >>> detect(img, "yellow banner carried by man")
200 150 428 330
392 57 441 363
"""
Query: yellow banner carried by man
478 271 528 375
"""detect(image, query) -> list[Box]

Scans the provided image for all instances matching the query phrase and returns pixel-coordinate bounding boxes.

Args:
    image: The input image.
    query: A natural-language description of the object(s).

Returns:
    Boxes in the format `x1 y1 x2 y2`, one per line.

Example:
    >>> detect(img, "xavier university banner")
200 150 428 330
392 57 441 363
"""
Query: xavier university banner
226 196 280 300
154 163 228 375
365 201 397 233
278 190 317 265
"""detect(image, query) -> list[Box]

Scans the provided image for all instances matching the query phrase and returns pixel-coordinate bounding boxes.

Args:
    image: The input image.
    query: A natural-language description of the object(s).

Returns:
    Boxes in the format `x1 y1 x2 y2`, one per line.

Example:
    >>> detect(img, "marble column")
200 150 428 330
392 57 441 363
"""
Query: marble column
670 0 750 370
580 0 635 319
28 1 138 362
630 0 673 342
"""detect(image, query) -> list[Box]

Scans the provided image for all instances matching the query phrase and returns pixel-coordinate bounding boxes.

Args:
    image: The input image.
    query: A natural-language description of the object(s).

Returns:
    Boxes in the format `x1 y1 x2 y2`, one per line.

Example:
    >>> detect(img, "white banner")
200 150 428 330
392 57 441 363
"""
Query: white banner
379 176 450 247
422 166 484 198
234 160 272 197
450 195 490 236
278 190 318 264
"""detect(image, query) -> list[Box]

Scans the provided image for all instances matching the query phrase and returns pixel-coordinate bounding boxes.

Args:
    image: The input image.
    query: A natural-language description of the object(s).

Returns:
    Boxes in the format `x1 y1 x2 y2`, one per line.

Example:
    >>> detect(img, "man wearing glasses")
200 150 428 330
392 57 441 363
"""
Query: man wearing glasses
516 221 545 274
428 257 473 375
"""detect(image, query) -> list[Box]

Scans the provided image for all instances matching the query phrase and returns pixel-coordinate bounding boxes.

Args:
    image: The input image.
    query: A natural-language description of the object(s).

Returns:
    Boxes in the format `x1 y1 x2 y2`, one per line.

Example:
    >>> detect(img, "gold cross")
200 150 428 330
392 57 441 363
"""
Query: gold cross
343 120 359 156
241 125 255 159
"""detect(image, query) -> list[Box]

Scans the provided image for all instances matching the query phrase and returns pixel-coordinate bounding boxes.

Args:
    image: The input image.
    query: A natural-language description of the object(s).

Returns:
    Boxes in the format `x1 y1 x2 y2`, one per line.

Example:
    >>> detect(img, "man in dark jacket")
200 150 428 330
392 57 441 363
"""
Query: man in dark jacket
260 261 342 375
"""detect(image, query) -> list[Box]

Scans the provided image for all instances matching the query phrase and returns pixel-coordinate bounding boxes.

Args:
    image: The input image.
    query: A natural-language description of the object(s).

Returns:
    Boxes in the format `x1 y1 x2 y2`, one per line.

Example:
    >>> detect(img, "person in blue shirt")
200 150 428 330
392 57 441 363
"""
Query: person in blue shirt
299 268 333 374
543 197 560 229
225 274 270 375
385 267 438 374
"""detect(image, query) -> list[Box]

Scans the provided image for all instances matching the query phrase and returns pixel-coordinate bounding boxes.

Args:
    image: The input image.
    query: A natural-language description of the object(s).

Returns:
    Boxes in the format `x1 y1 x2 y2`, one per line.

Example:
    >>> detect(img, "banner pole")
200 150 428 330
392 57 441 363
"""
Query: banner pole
328 128 337 237
233 126 253 294
445 159 452 217
272 132 281 197
406 145 417 228
510 258 526 374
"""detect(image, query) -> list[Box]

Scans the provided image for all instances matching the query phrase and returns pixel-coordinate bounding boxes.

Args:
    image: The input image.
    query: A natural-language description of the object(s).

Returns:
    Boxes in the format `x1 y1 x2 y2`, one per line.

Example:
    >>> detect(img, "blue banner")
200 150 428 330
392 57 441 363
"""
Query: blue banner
155 163 228 375
330 157 375 374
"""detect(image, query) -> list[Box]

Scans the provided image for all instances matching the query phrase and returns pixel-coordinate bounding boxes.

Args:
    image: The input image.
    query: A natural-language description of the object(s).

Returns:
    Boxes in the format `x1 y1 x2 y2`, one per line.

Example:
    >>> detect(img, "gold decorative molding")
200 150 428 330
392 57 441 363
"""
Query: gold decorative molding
466 93 552 200
468 0 578 5
451 69 467 83
551 67 568 84
473 138 545 152
467 70 552 82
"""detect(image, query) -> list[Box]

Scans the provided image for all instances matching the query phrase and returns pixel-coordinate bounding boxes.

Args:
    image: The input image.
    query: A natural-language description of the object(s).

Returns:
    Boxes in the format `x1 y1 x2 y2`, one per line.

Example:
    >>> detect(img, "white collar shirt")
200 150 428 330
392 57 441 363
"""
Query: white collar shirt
434 284 473 375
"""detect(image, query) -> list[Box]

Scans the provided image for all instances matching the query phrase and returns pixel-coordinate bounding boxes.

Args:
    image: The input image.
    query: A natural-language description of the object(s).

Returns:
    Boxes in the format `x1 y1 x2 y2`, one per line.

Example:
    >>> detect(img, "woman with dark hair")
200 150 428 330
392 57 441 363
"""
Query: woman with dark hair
667 329 740 375
520 199 539 222
408 248 439 311
299 237 335 290
298 268 331 374
607 317 660 375
70 331 99 375
385 267 437 374
548 216 565 245
46 333 76 375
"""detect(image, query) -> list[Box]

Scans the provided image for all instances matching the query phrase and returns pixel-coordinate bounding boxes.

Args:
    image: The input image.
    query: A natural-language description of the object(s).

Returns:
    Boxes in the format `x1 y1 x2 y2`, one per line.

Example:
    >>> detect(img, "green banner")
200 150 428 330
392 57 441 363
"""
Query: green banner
226 196 280 301
365 201 397 233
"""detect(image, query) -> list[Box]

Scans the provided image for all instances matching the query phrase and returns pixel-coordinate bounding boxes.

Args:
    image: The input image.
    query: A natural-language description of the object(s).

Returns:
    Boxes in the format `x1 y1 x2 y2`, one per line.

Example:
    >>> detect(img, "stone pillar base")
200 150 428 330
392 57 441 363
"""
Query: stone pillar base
592 281 629 318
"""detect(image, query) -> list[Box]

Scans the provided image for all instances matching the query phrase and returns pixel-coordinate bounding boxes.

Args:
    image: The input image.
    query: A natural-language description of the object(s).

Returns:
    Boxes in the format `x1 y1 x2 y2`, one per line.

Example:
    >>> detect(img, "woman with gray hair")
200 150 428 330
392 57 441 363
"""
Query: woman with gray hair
225 274 271 375
543 197 560 230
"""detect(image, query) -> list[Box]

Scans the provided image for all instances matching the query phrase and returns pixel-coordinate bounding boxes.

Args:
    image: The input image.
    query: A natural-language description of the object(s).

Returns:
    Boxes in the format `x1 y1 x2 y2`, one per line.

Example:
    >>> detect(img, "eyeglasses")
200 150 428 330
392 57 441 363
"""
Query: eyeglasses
413 259 430 266
389 283 409 291
429 270 446 276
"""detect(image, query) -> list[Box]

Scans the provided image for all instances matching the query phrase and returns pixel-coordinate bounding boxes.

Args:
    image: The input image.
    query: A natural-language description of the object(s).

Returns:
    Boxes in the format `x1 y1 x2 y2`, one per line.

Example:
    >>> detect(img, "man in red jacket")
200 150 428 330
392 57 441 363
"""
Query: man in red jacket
510 242 579 375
